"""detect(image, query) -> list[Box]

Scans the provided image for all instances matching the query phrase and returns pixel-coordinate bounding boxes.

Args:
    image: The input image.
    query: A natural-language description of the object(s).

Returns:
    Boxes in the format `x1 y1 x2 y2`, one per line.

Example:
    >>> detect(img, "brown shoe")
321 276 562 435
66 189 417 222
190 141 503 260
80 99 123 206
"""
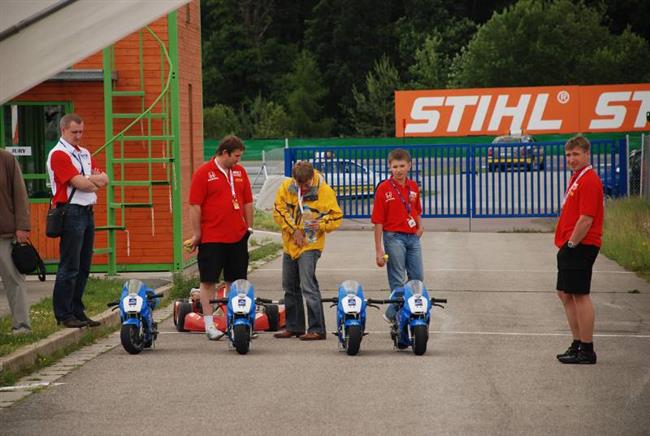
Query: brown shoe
299 332 326 341
273 330 304 338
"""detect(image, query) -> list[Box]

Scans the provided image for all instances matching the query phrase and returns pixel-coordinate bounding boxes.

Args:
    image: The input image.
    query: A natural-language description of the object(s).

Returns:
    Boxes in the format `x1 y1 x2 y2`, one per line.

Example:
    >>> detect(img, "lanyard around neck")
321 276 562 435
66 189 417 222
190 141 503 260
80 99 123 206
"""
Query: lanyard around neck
561 165 592 208
388 177 411 214
214 158 236 199
59 140 85 175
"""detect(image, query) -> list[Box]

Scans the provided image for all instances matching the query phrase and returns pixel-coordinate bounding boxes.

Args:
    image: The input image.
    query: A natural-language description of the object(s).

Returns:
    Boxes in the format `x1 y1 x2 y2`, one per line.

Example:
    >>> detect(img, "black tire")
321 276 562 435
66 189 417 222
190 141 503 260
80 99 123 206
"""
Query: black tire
412 325 428 356
121 324 144 355
233 324 251 355
345 325 362 356
176 302 193 332
172 300 182 326
265 304 280 331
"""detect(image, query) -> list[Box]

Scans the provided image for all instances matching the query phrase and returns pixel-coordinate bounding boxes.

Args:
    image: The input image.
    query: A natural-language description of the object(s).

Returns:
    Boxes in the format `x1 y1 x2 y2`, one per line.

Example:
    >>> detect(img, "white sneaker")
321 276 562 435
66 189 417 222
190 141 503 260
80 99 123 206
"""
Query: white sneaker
205 325 225 341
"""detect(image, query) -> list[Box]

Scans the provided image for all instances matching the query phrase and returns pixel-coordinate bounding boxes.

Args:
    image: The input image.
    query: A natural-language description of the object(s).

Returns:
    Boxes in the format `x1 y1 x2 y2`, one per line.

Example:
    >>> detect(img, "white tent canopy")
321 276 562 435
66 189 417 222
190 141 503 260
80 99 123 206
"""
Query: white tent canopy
0 0 190 104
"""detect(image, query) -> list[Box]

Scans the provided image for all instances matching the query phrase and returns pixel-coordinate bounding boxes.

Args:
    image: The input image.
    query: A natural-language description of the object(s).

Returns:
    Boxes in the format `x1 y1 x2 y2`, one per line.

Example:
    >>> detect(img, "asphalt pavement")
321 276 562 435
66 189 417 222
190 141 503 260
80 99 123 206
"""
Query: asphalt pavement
1 225 649 435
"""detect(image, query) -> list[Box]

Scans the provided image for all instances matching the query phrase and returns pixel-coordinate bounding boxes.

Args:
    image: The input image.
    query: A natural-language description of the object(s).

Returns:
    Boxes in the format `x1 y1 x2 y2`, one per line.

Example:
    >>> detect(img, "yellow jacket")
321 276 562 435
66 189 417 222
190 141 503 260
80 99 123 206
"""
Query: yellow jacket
273 171 343 259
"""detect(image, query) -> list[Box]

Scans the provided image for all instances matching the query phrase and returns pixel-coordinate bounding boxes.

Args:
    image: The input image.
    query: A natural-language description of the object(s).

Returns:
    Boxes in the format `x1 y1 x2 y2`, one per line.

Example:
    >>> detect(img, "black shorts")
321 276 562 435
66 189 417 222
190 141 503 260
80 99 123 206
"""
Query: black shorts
556 243 599 294
197 232 249 283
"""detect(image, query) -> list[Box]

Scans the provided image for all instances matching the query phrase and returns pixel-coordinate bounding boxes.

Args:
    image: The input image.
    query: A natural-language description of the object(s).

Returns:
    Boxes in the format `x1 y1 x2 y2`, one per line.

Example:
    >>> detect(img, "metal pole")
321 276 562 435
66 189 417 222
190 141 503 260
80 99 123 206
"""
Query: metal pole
641 133 645 197
626 134 630 197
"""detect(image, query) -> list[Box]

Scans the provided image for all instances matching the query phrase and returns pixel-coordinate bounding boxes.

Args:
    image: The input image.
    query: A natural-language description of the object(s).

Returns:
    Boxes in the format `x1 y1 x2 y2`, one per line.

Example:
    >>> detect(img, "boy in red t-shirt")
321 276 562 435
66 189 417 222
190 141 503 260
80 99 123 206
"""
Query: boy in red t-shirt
554 135 603 365
371 148 424 322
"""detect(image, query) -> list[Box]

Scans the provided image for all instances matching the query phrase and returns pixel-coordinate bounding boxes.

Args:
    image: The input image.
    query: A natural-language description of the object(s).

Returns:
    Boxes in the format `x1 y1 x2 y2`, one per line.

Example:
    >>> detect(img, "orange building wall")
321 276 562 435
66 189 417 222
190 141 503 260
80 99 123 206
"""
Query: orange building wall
177 0 204 265
15 1 202 270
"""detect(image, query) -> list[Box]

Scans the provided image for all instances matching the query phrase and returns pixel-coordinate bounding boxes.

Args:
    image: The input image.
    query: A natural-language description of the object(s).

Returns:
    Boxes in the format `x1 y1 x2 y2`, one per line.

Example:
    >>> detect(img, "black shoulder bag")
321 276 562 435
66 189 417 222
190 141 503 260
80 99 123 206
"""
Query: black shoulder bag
46 188 76 238
12 239 46 281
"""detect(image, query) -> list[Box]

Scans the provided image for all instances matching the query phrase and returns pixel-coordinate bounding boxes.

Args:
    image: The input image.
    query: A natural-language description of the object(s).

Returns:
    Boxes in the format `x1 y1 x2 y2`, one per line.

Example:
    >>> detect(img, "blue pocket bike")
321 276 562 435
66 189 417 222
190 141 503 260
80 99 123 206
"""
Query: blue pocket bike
321 280 368 355
210 279 281 355
383 280 446 355
107 279 163 355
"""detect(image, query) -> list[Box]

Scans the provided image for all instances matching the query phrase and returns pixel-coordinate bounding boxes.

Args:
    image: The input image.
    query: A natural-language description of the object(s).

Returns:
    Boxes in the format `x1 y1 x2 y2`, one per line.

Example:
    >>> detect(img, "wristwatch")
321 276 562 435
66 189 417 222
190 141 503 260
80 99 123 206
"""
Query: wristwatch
567 241 576 248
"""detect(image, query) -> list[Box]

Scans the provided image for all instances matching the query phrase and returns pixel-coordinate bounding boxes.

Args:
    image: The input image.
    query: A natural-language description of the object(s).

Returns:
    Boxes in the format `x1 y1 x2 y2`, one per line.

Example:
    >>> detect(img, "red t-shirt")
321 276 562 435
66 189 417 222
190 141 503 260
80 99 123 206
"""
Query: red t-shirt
554 168 604 248
189 160 252 243
371 178 422 233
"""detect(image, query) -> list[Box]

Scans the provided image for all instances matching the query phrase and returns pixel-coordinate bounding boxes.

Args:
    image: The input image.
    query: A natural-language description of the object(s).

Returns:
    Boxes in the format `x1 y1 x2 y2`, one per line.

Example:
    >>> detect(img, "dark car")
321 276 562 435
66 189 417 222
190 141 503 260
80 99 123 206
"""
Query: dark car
487 135 545 171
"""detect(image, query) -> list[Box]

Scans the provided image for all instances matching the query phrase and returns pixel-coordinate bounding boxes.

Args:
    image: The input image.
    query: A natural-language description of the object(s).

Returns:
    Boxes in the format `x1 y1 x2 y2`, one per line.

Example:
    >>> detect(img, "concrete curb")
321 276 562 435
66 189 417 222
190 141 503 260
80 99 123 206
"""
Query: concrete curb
0 283 173 375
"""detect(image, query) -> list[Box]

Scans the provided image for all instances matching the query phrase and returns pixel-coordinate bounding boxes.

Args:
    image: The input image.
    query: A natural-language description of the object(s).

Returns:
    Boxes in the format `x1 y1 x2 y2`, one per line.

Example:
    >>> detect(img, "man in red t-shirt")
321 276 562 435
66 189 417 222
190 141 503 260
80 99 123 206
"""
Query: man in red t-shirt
371 148 424 322
554 135 604 365
188 135 253 341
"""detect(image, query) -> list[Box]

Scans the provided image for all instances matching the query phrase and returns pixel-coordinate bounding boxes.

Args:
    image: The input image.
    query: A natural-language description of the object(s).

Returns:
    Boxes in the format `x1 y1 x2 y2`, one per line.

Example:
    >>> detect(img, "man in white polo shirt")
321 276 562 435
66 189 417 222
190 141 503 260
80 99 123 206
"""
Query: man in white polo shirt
46 113 108 328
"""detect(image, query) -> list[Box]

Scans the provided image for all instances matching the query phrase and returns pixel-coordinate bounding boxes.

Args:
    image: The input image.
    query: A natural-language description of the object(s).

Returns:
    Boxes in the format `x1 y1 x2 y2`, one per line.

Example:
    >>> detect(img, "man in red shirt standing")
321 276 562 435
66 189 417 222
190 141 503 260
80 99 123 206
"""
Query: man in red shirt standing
554 135 604 364
47 113 109 328
371 148 424 323
188 135 253 341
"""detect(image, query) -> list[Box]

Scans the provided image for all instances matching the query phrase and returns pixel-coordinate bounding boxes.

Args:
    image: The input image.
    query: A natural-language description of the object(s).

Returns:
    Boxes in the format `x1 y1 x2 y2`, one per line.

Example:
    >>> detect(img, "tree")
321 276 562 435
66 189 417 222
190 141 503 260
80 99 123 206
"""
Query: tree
239 96 293 139
349 56 401 137
449 0 650 88
408 34 447 89
203 104 240 139
305 0 399 134
283 50 333 137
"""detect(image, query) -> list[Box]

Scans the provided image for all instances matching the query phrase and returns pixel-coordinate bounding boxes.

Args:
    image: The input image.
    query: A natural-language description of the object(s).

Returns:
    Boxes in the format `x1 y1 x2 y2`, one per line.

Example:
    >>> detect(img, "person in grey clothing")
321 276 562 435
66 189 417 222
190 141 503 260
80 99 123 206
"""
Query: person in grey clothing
0 148 32 334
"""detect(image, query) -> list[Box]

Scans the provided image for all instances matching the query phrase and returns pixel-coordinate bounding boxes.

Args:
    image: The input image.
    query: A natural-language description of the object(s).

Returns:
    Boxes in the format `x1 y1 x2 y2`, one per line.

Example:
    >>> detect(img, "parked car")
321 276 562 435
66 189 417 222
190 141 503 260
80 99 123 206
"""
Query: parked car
604 149 642 197
487 135 545 171
311 158 382 197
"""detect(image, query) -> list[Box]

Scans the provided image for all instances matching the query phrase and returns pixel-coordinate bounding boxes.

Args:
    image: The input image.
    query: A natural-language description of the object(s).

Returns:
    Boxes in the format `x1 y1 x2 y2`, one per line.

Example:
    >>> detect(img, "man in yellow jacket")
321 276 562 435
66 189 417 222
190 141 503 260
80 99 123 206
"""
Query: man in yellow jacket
272 161 343 340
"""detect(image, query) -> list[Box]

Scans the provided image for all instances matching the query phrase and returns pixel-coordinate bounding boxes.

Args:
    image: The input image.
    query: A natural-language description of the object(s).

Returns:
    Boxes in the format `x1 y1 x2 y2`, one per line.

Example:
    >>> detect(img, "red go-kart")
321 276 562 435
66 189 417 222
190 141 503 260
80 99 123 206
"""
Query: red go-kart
173 284 285 333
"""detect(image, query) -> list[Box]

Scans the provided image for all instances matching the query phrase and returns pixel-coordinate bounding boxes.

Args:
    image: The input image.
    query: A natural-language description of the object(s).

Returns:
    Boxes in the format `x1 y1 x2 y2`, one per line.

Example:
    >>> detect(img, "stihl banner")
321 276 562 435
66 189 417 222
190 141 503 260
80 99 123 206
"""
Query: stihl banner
395 84 650 137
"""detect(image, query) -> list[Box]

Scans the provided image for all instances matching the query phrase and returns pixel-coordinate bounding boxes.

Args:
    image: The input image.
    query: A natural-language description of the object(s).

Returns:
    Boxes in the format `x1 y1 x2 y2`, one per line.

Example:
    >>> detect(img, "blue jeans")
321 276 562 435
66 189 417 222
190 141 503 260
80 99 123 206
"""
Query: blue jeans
52 205 95 322
282 250 325 334
383 231 423 320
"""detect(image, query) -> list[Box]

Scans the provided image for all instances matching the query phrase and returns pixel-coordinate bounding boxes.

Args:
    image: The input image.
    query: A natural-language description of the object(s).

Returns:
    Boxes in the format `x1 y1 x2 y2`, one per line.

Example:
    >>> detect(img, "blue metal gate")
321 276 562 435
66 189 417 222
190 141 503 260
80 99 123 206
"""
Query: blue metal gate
284 139 627 219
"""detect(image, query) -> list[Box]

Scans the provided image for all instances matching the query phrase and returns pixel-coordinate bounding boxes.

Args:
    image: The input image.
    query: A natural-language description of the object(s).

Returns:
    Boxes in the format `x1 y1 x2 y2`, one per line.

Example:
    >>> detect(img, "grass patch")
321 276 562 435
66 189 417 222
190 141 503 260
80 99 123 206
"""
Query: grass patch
602 197 650 282
0 277 125 358
251 242 282 262
254 208 280 232
0 328 106 387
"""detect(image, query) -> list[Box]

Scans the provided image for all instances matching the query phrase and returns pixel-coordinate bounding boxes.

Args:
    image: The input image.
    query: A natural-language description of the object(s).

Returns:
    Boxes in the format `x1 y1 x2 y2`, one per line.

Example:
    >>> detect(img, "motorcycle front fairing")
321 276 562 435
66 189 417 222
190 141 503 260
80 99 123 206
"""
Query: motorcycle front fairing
227 280 256 329
337 280 366 329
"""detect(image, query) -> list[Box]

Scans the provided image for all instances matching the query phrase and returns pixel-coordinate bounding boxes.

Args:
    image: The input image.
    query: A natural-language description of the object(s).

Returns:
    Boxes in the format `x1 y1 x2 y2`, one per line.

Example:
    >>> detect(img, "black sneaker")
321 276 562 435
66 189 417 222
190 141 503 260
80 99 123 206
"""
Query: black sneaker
556 341 580 360
558 349 597 364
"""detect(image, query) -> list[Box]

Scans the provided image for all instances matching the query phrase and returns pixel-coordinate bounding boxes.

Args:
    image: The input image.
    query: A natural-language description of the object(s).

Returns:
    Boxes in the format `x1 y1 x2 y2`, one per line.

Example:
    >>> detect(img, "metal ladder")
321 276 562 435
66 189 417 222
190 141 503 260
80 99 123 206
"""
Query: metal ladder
93 24 178 275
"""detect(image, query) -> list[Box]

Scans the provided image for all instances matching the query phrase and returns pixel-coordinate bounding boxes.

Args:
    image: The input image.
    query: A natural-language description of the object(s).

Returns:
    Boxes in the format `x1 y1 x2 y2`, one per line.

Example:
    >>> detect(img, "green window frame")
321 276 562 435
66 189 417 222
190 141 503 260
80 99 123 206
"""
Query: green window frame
0 101 73 201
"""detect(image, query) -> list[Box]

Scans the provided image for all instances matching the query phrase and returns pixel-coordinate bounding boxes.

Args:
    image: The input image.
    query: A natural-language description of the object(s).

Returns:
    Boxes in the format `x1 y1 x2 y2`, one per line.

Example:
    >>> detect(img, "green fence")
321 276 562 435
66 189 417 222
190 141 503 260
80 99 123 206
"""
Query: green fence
203 132 641 162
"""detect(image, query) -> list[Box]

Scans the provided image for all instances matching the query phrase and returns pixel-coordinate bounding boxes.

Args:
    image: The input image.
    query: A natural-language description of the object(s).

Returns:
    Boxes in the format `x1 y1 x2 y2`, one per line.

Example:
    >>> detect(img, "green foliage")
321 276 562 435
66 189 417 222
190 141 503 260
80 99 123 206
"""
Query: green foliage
239 96 294 139
283 50 333 137
450 0 650 87
349 56 401 137
203 104 240 139
408 34 447 89
602 197 650 282
200 0 650 138
254 207 280 231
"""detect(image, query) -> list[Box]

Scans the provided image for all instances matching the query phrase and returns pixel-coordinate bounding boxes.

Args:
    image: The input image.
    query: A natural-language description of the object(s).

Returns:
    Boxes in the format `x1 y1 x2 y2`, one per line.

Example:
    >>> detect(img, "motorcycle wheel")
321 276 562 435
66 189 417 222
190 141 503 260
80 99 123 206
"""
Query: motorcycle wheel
121 324 144 355
412 325 428 356
265 304 280 331
233 324 251 355
345 325 362 356
175 302 193 332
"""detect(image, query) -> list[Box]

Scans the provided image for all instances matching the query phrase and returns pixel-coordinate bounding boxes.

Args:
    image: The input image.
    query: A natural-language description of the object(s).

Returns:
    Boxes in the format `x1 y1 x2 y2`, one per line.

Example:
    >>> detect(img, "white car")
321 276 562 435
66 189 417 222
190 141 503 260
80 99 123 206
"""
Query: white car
311 158 382 197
